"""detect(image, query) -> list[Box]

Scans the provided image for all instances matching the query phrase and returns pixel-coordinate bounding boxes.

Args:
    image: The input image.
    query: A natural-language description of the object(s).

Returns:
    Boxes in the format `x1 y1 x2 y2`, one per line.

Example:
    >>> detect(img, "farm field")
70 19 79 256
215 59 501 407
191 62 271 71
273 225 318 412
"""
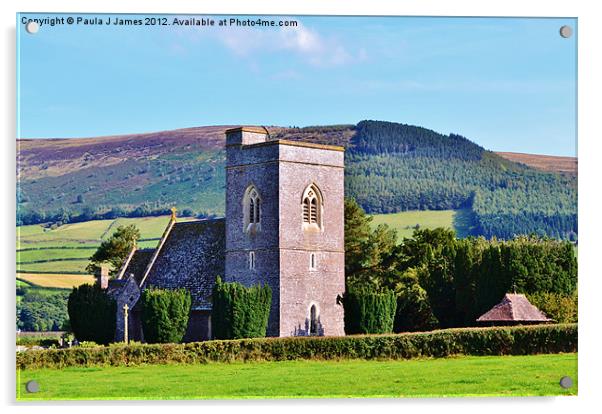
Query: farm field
16 215 195 283
17 273 94 289
371 209 474 240
16 215 186 249
17 353 577 400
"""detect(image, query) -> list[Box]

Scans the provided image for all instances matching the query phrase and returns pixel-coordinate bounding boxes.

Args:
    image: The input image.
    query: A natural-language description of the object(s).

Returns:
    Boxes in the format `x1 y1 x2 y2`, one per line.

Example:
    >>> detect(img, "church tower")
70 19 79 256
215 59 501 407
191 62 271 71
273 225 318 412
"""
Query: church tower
224 127 345 337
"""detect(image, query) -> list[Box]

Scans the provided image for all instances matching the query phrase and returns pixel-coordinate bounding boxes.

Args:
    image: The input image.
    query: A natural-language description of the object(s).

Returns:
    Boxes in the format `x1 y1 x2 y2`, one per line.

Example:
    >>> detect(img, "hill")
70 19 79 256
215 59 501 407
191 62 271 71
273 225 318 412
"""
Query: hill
495 152 577 174
16 120 577 240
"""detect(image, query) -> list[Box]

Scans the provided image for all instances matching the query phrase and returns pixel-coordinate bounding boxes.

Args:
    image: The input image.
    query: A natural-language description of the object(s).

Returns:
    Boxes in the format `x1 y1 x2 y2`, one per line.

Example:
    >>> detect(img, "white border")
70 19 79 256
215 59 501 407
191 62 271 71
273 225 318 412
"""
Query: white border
3 0 601 412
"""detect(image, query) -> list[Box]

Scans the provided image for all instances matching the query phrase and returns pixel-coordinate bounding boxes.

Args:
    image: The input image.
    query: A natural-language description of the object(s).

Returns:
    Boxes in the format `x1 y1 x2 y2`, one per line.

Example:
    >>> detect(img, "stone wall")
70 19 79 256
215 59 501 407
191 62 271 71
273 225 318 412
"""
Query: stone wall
278 150 345 337
225 142 281 336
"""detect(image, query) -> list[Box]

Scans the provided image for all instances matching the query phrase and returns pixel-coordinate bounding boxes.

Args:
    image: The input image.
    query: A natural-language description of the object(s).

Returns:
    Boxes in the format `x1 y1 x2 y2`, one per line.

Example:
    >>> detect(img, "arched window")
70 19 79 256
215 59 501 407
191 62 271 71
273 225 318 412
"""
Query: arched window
309 304 318 336
302 184 323 231
243 185 261 233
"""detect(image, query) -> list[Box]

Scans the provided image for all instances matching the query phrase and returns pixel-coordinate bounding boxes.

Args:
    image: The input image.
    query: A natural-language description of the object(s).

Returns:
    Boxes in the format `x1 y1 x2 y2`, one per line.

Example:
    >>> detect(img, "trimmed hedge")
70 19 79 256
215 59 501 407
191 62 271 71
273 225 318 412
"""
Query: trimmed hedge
343 289 397 334
141 288 191 344
212 277 272 340
17 323 577 370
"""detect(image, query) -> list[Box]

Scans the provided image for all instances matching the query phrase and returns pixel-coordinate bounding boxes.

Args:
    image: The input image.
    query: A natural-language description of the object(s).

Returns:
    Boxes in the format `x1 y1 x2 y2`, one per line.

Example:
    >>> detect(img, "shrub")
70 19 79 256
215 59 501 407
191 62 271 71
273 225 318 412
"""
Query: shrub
16 324 577 369
141 288 191 344
212 277 272 340
394 283 439 332
527 291 578 323
67 284 116 345
16 335 61 348
343 288 397 334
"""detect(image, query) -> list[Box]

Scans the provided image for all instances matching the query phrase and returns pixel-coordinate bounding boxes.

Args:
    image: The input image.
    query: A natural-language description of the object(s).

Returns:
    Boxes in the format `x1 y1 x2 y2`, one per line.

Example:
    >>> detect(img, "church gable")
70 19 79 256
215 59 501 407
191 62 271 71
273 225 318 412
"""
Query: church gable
142 219 225 310
117 248 155 284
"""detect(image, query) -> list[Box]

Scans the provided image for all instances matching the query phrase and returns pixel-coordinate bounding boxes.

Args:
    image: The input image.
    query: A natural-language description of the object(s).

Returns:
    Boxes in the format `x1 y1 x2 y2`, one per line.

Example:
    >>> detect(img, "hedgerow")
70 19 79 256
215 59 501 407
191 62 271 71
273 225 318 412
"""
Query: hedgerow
16 323 577 370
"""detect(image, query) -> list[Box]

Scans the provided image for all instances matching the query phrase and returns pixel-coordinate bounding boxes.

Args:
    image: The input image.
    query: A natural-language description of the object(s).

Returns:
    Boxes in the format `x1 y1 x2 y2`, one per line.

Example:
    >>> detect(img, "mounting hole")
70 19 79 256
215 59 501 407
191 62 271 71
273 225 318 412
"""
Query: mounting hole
25 380 40 393
559 376 573 389
25 21 39 34
559 25 573 38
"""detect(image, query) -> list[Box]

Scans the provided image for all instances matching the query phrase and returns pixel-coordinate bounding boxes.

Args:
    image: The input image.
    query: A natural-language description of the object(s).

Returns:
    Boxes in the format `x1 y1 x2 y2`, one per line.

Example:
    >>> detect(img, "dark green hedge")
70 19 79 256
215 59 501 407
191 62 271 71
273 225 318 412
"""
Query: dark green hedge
141 288 191 344
212 277 271 340
16 323 577 369
343 289 397 334
67 284 116 345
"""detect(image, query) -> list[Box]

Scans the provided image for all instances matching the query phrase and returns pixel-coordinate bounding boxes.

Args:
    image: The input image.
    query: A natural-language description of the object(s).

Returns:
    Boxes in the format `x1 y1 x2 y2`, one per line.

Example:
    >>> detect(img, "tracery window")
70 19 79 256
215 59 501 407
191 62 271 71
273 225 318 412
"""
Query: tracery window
302 184 322 231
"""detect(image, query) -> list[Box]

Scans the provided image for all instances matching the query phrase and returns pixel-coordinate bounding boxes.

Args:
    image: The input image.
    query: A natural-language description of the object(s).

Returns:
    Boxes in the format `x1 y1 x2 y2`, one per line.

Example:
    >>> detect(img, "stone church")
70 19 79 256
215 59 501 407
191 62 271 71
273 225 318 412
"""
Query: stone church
99 127 346 342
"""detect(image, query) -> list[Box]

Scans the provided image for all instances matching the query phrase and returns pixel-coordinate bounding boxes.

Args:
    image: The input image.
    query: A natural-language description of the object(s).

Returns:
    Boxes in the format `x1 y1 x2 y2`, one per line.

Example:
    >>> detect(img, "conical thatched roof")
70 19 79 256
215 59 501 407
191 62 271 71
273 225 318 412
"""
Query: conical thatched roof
476 293 552 323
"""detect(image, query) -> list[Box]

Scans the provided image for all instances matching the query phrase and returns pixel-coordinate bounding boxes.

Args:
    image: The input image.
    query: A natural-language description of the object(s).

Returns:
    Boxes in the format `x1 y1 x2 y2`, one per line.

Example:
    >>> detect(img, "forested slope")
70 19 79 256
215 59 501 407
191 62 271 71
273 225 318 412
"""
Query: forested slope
345 121 577 240
17 120 577 240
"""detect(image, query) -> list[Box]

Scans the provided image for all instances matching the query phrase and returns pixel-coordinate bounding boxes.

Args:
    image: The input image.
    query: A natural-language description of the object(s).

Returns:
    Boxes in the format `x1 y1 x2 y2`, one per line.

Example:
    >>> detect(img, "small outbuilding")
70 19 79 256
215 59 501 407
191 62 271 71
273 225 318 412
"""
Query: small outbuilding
476 293 552 326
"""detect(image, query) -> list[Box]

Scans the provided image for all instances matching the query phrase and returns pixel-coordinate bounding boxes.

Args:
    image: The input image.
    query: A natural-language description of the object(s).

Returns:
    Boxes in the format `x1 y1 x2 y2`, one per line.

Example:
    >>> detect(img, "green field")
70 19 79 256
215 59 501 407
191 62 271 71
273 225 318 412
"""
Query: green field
16 215 183 249
17 353 576 400
371 209 476 240
16 215 194 281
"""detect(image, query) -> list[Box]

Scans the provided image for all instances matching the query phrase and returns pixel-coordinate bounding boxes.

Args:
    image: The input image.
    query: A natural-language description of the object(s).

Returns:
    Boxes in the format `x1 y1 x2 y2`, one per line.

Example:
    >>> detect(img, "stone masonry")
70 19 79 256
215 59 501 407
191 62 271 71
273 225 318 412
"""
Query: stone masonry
225 127 345 337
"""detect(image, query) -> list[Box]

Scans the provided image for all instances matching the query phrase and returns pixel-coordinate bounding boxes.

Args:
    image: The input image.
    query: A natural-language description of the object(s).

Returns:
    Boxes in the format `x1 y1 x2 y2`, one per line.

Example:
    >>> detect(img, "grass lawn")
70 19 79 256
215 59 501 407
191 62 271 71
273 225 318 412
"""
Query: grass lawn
17 353 577 400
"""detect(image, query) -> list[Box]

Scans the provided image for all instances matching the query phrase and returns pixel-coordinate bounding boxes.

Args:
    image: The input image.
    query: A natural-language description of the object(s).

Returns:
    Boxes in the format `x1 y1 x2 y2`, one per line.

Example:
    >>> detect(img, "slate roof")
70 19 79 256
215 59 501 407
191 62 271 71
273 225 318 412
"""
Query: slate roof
121 248 155 284
106 279 126 297
141 219 225 310
476 293 552 323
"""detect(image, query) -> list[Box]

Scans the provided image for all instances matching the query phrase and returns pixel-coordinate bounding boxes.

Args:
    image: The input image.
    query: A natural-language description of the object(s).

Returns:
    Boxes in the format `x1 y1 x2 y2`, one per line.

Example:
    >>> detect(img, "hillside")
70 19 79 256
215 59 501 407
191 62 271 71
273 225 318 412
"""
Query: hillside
495 152 577 174
16 120 577 240
16 215 194 275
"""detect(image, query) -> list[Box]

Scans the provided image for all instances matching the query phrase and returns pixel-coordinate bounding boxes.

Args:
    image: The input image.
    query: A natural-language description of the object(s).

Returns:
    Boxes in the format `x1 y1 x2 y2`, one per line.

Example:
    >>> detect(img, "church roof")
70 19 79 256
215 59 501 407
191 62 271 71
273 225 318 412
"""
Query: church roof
106 279 126 296
476 293 552 323
141 219 225 311
119 248 155 284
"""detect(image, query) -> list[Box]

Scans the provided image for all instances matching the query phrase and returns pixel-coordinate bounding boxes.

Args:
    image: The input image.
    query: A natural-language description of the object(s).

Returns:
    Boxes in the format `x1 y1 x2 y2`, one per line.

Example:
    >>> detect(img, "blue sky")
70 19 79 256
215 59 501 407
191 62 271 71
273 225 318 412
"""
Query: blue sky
17 14 577 156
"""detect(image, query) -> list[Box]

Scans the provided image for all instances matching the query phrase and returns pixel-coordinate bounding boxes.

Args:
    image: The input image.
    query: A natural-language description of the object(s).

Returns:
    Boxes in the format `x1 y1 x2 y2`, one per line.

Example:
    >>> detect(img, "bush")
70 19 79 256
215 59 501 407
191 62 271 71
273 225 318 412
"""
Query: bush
343 288 397 334
67 284 116 345
16 324 577 369
141 288 191 344
394 283 439 332
212 277 272 340
16 334 61 348
527 292 578 323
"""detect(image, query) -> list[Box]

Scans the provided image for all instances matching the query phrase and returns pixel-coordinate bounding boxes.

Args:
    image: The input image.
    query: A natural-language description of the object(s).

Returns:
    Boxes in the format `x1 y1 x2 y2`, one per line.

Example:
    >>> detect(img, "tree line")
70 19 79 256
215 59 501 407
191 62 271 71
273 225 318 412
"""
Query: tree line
344 198 577 332
16 203 213 227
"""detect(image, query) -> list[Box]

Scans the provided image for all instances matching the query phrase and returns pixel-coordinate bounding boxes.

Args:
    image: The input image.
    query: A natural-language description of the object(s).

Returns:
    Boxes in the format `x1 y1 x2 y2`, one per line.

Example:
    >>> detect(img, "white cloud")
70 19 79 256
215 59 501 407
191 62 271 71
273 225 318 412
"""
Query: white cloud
171 18 364 68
